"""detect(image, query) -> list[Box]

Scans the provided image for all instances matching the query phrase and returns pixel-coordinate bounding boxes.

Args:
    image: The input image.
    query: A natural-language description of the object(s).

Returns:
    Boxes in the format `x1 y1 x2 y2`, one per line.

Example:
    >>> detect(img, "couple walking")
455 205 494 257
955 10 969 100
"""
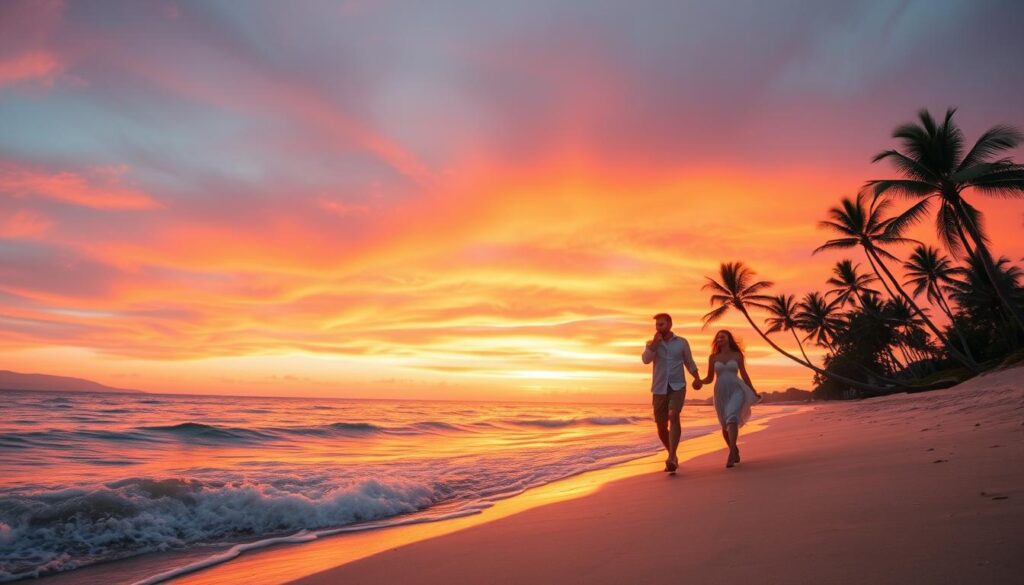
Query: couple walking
642 312 761 472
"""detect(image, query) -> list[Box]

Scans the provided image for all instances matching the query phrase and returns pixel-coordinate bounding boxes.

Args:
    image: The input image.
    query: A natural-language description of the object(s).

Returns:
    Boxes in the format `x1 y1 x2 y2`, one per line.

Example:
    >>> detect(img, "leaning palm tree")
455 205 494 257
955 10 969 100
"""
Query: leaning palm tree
825 260 880 308
795 292 844 352
815 192 916 300
815 192 976 370
903 245 976 362
764 294 811 362
702 261 883 391
868 108 1024 331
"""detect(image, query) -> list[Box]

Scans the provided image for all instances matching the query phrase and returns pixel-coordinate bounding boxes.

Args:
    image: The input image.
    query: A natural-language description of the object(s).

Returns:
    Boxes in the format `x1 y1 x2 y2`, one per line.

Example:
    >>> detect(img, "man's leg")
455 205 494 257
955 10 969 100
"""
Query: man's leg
652 394 670 451
667 388 685 463
668 407 681 460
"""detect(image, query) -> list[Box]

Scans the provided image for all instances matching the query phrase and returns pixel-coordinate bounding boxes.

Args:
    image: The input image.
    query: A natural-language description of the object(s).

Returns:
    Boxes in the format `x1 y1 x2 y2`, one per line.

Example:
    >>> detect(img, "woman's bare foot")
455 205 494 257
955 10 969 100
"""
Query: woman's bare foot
726 449 737 468
734 447 741 463
666 454 678 472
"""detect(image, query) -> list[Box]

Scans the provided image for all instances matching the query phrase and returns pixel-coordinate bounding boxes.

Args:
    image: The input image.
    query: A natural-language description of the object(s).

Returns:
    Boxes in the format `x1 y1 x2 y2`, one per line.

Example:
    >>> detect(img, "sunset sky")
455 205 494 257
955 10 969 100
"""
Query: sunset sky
1 0 1022 402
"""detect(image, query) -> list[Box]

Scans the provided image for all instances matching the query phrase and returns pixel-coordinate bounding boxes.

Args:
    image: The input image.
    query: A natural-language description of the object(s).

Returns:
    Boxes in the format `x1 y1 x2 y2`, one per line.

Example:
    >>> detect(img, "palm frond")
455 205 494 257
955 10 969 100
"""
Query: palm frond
813 239 858 254
935 202 965 257
867 179 937 199
869 151 936 181
701 278 731 295
958 124 1024 170
882 197 933 238
701 305 730 327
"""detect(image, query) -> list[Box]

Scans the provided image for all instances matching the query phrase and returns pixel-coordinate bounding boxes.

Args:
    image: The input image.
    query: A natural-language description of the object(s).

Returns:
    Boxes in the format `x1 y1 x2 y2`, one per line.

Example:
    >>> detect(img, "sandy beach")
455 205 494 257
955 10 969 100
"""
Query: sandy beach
280 367 1024 585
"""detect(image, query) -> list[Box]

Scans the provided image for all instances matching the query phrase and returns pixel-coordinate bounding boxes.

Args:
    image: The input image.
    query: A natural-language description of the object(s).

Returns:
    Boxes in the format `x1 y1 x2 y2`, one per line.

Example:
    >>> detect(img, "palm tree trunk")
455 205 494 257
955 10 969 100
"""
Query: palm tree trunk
737 306 892 392
803 323 914 386
864 253 898 300
933 288 978 363
952 216 977 259
865 246 978 371
790 328 811 363
952 197 1024 334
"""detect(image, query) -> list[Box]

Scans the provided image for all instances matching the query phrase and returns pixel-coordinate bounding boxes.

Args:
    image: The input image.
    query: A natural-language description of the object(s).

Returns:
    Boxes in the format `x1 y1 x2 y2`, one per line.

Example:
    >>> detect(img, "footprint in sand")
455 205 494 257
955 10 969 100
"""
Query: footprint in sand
981 491 1009 501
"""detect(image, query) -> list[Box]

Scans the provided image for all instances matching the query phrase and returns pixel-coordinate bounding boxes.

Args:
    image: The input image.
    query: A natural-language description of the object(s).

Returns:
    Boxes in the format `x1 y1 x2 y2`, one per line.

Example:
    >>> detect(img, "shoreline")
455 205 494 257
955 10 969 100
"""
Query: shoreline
153 408 798 585
29 407 799 585
31 366 1024 584
283 367 1023 585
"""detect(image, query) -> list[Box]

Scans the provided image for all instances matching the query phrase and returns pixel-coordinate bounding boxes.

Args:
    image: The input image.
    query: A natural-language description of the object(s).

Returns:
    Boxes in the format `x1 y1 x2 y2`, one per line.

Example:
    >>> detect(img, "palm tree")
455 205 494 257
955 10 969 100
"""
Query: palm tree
764 294 811 362
868 108 1024 331
795 292 844 352
903 245 976 361
815 192 916 300
825 260 880 308
815 192 976 369
702 261 884 391
948 255 1024 350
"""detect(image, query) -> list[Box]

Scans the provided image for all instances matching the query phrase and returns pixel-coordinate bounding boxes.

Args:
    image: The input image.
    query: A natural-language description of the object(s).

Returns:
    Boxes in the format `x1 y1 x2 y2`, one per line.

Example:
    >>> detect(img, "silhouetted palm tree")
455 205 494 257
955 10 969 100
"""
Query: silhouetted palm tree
764 294 811 362
948 255 1024 348
795 292 844 352
903 245 976 361
702 261 882 391
869 108 1024 331
825 260 880 308
815 193 975 369
815 193 913 299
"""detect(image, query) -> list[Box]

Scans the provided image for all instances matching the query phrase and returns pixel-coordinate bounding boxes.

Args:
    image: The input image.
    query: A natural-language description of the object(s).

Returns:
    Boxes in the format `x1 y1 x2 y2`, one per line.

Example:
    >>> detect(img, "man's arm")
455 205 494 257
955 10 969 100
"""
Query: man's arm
642 341 657 364
681 339 700 377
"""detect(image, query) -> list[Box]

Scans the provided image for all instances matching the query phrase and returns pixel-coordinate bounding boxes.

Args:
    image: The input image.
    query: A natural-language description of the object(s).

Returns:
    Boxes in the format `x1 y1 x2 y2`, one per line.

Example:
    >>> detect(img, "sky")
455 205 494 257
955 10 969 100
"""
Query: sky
1 0 1023 402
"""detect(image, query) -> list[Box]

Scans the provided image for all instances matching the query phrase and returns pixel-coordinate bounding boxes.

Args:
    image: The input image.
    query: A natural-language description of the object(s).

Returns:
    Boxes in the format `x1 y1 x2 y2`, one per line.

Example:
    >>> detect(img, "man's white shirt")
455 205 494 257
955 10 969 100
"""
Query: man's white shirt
642 335 698 394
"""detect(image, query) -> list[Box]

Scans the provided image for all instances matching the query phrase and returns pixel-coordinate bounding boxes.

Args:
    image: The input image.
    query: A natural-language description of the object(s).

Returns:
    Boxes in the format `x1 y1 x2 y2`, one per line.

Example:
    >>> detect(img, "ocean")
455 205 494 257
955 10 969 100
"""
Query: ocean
0 390 740 582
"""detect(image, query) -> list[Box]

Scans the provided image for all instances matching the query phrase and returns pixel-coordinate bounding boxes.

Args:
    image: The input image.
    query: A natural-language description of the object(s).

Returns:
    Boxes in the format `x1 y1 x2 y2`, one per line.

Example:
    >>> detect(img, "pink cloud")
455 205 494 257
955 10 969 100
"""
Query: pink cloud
0 163 163 210
0 50 59 87
0 209 52 238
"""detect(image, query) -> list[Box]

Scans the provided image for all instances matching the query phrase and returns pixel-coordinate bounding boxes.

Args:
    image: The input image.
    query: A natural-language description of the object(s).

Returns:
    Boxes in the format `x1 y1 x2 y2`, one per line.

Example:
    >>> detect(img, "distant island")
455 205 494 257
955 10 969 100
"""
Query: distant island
0 370 144 394
688 387 813 405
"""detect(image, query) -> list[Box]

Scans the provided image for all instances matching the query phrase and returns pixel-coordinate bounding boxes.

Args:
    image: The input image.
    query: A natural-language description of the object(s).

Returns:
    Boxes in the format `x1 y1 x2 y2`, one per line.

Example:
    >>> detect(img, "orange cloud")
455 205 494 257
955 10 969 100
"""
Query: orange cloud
0 157 871 398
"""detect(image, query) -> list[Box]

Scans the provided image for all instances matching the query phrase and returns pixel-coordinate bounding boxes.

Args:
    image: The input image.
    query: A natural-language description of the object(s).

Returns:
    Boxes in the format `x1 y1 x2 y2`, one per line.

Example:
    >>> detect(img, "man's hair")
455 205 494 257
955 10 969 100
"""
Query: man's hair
652 313 672 325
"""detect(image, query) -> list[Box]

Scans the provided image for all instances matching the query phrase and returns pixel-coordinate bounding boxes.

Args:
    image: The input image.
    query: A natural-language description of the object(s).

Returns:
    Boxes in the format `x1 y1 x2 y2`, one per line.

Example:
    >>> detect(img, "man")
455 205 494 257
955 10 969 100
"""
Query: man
642 312 702 473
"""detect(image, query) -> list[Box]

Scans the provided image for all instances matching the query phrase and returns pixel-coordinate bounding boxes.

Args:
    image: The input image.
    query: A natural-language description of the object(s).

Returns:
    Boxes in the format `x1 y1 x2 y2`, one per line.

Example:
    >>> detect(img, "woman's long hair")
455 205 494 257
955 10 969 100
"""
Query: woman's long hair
711 330 744 356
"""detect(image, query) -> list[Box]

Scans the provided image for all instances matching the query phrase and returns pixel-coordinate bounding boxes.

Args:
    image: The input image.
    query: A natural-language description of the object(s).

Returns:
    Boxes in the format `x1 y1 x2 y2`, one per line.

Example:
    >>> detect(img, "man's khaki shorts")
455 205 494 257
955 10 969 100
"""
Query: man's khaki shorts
652 386 685 424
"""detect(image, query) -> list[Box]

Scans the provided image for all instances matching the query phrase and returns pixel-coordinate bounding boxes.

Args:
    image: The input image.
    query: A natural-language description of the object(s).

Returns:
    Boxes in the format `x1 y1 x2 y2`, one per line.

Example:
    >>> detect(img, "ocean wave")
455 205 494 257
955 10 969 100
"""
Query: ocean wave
0 477 438 582
1 415 651 452
502 415 648 428
139 422 279 443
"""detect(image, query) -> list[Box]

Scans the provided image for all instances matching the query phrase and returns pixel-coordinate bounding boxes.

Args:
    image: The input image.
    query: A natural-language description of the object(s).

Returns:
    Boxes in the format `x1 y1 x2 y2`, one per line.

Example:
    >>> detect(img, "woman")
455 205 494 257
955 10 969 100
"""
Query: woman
698 330 761 468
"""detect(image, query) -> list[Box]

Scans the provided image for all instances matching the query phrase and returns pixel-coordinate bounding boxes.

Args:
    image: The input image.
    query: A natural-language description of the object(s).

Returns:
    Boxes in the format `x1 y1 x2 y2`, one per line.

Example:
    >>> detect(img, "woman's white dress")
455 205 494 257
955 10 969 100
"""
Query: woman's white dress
714 359 759 428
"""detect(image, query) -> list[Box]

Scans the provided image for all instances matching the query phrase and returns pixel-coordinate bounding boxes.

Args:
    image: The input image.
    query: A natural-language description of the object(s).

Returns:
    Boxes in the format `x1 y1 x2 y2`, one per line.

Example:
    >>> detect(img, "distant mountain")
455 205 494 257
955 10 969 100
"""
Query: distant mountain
0 370 144 394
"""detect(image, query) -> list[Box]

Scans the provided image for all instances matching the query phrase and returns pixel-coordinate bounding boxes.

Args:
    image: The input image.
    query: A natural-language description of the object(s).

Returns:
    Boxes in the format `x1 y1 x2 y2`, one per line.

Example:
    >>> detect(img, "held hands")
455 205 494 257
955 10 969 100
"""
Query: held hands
692 378 703 390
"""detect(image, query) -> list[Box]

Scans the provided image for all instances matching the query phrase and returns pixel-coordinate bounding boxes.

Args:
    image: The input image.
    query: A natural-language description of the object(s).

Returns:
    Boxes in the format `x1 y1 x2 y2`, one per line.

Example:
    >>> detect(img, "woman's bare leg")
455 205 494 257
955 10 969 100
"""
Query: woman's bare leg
725 422 738 468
